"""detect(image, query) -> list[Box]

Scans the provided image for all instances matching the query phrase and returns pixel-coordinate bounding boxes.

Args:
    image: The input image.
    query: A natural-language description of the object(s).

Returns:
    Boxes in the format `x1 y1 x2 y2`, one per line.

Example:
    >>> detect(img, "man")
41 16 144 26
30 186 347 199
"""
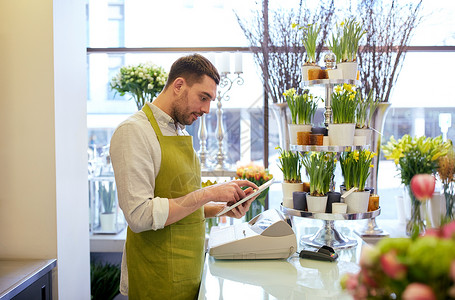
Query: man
110 54 258 299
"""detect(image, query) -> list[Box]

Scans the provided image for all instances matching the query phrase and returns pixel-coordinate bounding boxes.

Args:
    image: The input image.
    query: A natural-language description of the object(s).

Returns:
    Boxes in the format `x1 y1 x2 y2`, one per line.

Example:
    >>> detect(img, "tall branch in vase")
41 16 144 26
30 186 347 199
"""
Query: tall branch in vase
354 0 423 191
235 0 335 150
357 0 423 104
235 0 335 104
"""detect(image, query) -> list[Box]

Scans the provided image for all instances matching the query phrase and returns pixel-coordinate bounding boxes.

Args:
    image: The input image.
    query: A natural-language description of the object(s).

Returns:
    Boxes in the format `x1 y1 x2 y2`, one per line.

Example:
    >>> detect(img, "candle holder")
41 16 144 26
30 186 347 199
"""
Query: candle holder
213 72 244 170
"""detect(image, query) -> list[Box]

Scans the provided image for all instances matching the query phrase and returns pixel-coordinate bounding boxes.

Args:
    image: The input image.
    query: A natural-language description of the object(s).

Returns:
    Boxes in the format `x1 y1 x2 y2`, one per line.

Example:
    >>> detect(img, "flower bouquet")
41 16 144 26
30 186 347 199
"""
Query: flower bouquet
236 163 274 221
110 62 168 110
342 220 455 300
382 134 451 235
301 152 337 212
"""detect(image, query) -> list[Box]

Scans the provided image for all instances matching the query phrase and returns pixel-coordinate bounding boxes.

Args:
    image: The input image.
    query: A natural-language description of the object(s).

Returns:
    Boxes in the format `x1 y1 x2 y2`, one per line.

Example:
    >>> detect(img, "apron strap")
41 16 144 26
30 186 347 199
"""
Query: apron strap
142 104 163 139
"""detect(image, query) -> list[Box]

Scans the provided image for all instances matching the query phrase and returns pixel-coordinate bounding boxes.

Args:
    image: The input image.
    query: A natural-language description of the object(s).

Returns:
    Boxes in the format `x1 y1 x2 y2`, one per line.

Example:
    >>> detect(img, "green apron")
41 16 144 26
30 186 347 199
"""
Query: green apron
126 104 205 300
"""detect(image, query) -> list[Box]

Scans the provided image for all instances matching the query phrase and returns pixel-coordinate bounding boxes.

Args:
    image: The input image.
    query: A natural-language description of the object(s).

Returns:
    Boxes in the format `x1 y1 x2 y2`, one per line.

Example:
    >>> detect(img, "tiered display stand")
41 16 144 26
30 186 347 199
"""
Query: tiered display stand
280 79 382 250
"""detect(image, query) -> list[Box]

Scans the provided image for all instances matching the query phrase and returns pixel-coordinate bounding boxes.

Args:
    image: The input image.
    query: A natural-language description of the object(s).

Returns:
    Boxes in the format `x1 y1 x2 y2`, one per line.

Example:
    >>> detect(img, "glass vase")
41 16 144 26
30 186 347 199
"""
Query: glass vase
405 186 425 236
444 183 455 221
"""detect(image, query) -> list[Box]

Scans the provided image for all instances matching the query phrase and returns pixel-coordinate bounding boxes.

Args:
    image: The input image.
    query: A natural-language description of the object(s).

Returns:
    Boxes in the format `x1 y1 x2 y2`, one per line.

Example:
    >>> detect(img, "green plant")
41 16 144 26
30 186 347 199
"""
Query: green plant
91 261 121 300
110 62 168 110
327 23 344 64
276 146 302 183
301 152 336 196
284 88 320 125
343 18 366 62
355 90 379 129
100 182 115 214
292 23 320 64
340 149 376 191
331 83 357 124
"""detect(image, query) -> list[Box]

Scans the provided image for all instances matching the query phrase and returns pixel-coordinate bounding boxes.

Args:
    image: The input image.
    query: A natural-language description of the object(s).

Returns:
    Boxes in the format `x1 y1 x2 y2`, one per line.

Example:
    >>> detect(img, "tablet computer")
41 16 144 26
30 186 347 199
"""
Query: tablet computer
215 178 275 217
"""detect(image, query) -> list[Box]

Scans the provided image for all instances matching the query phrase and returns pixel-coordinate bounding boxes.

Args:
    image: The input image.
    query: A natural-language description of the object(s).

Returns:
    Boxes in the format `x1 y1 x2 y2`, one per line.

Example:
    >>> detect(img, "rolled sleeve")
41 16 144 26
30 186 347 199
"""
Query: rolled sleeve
110 114 169 233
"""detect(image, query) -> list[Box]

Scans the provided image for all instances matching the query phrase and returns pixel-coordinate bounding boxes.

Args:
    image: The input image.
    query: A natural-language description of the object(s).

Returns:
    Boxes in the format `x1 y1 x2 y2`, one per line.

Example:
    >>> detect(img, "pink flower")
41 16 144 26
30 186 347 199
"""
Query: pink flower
402 283 436 300
410 174 436 201
451 260 455 281
423 228 441 238
344 273 359 291
380 250 407 280
442 221 455 239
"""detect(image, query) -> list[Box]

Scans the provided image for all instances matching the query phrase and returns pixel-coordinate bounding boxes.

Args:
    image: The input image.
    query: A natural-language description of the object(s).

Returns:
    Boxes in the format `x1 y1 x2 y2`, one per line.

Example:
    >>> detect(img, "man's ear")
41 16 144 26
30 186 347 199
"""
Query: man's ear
173 77 185 94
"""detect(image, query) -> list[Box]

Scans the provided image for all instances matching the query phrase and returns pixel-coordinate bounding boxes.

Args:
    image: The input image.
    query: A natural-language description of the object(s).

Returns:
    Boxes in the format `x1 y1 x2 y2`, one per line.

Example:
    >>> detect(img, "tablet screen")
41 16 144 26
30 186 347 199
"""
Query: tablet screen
215 178 275 217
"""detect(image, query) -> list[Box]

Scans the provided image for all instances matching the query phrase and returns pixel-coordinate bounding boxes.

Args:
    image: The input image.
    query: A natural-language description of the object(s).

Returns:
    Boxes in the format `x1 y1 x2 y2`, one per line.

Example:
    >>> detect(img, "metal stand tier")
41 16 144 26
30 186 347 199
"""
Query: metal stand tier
281 205 381 249
290 145 369 152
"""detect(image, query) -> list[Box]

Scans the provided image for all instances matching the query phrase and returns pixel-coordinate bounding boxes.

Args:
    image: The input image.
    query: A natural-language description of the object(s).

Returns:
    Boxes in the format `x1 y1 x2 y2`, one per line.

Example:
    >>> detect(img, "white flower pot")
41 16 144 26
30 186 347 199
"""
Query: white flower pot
282 182 304 208
337 61 358 80
344 191 370 213
353 135 367 146
283 197 294 209
328 123 355 146
355 128 373 146
306 195 328 213
288 124 312 145
301 64 321 81
100 213 116 232
327 69 343 80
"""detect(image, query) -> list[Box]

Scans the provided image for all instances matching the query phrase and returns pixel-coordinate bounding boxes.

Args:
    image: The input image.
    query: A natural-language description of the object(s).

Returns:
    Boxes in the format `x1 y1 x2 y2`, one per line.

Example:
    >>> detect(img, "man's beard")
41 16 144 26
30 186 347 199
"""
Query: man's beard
172 90 199 126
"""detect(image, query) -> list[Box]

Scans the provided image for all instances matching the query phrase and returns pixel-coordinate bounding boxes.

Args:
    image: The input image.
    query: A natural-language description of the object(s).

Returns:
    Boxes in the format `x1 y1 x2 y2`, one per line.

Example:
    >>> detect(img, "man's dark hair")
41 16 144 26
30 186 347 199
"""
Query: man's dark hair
164 54 220 90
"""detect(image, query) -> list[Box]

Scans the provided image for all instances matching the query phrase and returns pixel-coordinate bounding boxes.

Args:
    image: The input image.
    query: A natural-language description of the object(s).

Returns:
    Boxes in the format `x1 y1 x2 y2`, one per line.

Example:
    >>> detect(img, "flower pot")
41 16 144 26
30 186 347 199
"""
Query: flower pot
327 69 343 80
282 182 304 208
326 191 341 213
301 64 321 81
328 123 355 146
337 61 358 80
306 195 328 213
355 128 373 146
288 124 312 145
293 191 307 211
100 212 116 232
344 191 370 213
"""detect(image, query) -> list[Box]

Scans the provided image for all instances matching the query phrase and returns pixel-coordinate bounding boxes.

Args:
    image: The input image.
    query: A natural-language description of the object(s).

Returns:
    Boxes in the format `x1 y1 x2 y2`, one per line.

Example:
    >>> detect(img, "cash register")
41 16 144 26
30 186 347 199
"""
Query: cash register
208 209 297 260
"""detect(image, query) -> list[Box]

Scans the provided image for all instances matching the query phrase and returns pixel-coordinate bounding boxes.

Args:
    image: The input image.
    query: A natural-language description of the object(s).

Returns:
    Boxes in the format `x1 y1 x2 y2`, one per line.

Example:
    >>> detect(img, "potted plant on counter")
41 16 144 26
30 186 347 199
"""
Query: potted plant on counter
284 88 320 145
301 152 337 212
276 146 303 208
340 149 376 213
329 83 358 146
99 181 118 232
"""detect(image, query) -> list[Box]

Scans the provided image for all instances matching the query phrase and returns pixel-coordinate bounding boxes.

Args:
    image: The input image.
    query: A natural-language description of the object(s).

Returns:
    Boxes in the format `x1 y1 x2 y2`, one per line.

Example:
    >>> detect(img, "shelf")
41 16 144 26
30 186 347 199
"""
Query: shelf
290 144 370 152
300 79 360 87
201 169 237 178
281 206 381 221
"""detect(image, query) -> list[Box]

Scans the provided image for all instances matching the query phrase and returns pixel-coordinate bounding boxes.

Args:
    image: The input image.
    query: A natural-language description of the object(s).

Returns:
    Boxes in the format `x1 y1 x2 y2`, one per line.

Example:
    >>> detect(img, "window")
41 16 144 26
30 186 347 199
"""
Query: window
87 0 455 219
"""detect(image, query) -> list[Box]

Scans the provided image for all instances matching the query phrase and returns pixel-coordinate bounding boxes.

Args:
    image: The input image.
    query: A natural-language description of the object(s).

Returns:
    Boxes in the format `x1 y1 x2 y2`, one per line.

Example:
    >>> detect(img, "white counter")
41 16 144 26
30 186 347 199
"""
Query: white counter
198 217 375 300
